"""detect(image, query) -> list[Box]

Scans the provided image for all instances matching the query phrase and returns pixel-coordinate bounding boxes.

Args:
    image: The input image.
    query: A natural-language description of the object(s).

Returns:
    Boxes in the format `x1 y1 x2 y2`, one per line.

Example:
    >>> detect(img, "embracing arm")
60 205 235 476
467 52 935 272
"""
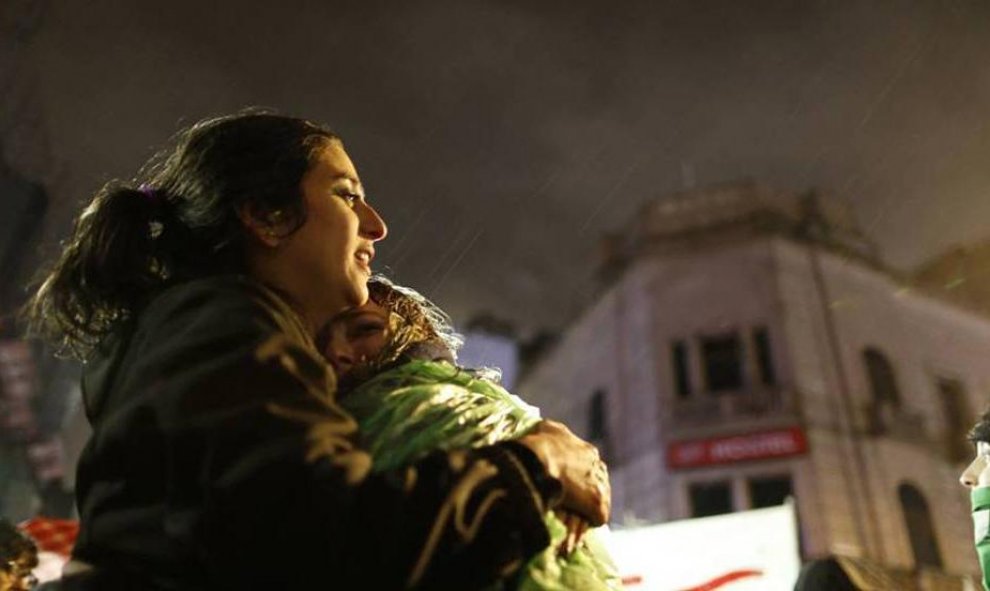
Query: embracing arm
135 279 560 589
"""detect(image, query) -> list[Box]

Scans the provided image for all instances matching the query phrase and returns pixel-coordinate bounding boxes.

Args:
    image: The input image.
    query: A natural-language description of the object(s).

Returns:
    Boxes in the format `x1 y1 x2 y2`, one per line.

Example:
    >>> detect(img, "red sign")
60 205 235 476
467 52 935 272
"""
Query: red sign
667 427 807 469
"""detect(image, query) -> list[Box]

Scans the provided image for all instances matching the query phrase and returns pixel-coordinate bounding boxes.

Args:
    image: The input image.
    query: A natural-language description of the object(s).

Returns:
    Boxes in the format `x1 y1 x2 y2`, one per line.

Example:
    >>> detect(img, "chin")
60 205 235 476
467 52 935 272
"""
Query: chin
346 282 370 307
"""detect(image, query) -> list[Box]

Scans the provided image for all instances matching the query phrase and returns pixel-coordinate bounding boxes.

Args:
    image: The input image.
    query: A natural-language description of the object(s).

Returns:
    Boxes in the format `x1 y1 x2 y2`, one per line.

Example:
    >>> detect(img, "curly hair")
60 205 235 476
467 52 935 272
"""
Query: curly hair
329 276 464 389
366 276 463 360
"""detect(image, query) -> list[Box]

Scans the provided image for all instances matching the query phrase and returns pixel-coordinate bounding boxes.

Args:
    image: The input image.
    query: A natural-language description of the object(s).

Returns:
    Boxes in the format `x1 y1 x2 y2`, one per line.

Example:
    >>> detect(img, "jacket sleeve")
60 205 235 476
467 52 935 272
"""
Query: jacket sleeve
135 281 560 589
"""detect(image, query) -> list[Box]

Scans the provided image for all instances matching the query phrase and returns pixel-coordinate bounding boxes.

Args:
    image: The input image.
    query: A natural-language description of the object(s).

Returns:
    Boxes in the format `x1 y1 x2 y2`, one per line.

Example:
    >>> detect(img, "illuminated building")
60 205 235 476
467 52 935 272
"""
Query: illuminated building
516 180 987 585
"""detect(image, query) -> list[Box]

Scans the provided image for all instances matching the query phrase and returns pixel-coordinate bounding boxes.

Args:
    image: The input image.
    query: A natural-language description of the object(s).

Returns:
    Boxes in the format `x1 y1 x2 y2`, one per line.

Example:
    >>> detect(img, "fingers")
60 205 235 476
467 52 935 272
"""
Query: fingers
568 513 588 553
567 513 582 555
576 518 588 547
557 511 592 557
559 512 576 557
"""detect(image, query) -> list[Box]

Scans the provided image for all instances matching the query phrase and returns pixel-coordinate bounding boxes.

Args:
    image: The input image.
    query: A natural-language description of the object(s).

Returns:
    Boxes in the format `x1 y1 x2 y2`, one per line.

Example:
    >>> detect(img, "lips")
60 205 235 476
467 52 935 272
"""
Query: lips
355 246 375 273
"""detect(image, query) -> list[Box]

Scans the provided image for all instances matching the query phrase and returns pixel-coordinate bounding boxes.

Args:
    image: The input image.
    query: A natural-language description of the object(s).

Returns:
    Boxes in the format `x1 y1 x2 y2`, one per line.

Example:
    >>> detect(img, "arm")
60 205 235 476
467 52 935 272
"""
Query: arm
136 280 560 589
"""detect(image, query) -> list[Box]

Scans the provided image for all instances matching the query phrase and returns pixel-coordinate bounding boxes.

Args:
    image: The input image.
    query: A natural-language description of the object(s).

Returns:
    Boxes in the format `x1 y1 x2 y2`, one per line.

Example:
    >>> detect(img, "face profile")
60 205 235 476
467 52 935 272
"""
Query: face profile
325 298 390 377
250 141 388 330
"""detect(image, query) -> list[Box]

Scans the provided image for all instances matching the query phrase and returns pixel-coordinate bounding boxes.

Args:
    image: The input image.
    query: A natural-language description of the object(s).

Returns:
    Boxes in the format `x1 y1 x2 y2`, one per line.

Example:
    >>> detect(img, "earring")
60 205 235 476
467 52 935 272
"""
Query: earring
264 211 285 246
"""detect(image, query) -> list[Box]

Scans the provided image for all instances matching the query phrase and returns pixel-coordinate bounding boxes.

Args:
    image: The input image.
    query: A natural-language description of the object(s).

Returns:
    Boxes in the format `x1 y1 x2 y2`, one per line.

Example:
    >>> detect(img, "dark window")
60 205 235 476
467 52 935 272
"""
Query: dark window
702 334 743 392
753 327 776 386
689 481 733 517
589 389 606 443
898 483 943 569
588 389 610 462
863 348 900 407
937 378 972 463
671 341 691 398
748 475 793 509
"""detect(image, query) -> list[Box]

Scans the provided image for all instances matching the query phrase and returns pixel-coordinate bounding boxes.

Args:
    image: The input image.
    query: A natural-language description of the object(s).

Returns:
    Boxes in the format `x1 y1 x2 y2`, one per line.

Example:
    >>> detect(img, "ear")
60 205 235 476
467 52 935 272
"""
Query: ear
238 203 283 248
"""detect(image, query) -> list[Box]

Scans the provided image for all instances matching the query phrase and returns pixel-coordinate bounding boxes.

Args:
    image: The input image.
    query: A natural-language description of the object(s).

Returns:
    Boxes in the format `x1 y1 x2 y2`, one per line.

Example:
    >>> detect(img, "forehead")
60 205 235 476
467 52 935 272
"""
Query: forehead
309 142 361 188
335 300 388 324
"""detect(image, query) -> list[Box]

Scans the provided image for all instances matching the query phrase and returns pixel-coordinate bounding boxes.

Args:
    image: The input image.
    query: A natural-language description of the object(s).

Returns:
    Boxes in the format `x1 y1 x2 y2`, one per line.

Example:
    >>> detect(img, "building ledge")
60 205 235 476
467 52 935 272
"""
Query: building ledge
667 387 802 436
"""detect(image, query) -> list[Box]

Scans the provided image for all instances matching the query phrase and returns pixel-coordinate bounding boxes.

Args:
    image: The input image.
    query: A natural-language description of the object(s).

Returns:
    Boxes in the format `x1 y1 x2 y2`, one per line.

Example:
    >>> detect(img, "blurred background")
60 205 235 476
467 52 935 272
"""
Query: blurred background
2 0 989 587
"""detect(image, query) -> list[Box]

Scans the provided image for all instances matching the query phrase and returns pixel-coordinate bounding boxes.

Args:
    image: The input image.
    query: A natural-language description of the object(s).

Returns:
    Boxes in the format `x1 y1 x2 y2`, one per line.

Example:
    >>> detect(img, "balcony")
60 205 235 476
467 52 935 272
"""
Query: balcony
670 386 799 428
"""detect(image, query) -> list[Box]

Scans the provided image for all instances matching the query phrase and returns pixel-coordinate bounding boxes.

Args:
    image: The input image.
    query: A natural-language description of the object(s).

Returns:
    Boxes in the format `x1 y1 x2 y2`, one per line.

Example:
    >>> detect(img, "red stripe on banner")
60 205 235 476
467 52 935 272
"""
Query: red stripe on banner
621 574 643 586
680 569 764 591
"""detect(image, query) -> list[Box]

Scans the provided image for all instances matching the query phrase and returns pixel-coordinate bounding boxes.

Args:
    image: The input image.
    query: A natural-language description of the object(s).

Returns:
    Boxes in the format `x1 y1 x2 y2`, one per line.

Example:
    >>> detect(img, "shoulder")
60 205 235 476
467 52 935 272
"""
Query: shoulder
148 275 285 321
140 275 310 345
111 276 333 425
116 275 324 395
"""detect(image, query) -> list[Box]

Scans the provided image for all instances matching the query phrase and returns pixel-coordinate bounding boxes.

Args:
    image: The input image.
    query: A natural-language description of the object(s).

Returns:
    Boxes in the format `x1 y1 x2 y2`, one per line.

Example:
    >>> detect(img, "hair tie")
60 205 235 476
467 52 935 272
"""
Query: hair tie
138 184 166 240
138 183 161 203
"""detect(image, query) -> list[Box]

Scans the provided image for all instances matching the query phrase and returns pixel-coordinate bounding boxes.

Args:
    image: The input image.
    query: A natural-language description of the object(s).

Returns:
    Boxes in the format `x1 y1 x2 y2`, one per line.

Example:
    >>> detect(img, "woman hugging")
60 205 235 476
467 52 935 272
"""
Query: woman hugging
323 276 621 591
25 111 611 590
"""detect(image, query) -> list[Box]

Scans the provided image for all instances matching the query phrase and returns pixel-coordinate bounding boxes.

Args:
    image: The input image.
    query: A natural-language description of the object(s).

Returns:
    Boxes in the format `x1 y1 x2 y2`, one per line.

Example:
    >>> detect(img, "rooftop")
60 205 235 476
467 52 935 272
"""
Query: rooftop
598 179 883 280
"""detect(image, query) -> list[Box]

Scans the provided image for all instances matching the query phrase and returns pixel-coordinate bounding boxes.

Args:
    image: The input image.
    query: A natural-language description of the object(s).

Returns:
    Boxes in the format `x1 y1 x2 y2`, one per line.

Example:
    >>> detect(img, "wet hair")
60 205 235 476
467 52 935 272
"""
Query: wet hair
324 276 463 389
969 408 990 444
327 277 513 391
365 275 463 365
24 110 339 358
0 519 37 575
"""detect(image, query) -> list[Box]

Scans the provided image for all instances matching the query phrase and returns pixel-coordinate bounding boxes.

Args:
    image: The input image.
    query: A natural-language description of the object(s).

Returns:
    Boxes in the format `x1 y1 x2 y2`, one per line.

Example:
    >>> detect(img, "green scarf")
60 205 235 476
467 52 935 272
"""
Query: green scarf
973 487 990 591
340 359 622 591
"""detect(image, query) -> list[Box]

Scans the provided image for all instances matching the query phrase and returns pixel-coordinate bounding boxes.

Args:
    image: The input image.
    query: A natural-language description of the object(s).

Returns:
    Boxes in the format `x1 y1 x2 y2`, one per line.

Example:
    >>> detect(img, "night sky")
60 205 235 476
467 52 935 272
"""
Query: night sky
17 0 990 333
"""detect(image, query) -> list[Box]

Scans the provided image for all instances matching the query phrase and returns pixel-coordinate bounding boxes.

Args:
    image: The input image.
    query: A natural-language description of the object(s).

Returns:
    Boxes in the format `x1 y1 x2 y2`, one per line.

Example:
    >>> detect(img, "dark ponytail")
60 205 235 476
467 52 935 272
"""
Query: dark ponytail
25 184 165 357
24 110 339 358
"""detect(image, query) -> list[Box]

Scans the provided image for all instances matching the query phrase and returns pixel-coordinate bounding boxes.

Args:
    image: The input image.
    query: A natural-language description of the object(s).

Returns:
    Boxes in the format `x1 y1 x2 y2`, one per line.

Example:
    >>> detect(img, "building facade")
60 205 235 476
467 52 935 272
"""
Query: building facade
458 314 521 390
515 180 987 584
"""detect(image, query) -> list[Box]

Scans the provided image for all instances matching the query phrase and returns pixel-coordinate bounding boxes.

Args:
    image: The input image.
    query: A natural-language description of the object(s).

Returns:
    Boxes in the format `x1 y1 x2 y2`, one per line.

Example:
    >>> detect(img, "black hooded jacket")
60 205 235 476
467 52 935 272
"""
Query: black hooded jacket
70 276 558 590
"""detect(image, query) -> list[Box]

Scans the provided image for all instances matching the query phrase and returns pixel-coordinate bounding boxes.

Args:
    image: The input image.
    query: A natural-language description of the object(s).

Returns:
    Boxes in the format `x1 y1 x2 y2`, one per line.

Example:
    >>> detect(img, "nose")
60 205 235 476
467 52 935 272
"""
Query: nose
326 330 355 376
359 202 388 241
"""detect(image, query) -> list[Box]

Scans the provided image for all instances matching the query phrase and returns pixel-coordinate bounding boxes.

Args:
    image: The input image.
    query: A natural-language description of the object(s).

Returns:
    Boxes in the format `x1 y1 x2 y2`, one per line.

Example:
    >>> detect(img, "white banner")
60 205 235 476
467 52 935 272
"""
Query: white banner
600 502 801 591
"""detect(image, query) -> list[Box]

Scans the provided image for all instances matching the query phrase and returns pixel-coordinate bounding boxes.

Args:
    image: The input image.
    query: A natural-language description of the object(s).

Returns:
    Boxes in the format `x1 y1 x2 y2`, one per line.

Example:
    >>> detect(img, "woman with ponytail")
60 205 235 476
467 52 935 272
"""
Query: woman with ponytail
25 111 609 590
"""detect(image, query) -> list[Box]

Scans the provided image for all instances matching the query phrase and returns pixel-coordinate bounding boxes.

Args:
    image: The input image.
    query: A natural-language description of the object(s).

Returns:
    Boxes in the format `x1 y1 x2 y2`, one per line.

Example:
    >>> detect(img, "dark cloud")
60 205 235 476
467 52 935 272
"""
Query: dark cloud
21 0 990 331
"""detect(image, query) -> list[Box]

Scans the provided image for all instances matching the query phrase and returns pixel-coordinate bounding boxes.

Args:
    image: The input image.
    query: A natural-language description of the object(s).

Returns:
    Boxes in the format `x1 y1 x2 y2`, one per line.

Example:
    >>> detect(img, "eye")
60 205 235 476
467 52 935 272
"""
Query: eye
348 320 385 339
338 192 359 208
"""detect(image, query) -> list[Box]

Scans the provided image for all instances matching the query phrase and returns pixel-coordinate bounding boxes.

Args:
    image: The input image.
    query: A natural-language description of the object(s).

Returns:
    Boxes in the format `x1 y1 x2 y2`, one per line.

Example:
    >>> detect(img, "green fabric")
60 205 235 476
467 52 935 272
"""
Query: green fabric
341 359 622 591
972 487 990 591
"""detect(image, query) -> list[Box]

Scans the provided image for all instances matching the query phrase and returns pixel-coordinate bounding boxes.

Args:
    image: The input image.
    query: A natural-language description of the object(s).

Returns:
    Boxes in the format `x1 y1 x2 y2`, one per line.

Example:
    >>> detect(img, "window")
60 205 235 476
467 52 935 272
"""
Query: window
588 389 609 461
702 334 743 392
753 327 776 386
937 377 971 463
689 481 733 517
671 340 691 398
862 348 900 407
748 475 793 509
589 389 606 442
898 483 943 569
